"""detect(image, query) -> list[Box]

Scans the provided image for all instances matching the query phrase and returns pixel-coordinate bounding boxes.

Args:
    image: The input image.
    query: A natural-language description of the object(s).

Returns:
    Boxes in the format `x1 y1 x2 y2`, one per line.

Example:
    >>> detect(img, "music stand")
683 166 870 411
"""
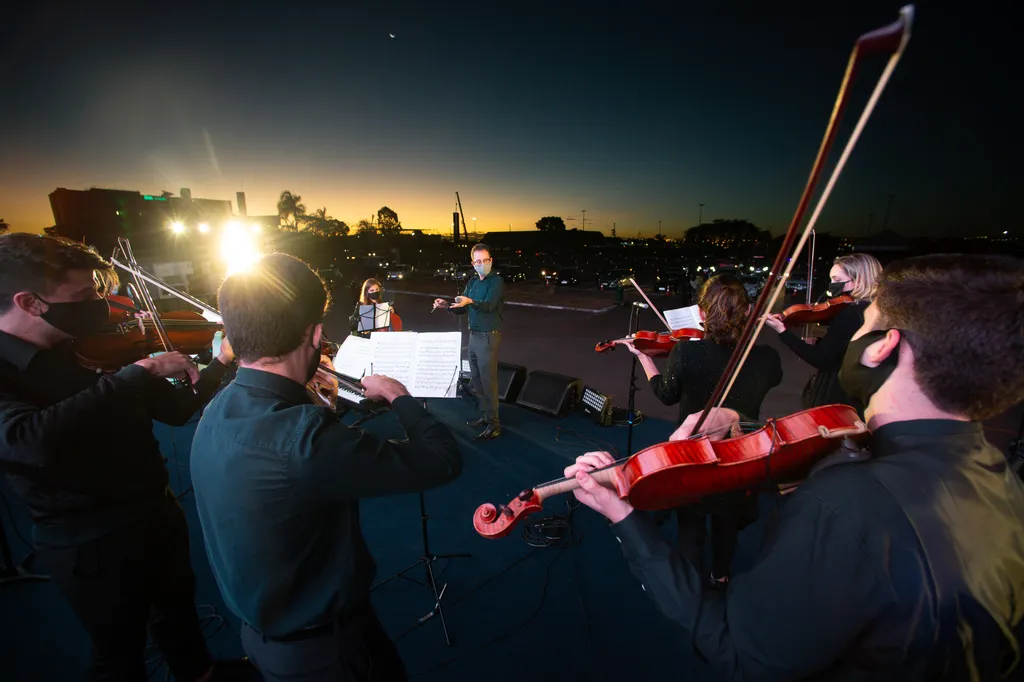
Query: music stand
371 390 469 646
357 303 392 333
624 302 644 457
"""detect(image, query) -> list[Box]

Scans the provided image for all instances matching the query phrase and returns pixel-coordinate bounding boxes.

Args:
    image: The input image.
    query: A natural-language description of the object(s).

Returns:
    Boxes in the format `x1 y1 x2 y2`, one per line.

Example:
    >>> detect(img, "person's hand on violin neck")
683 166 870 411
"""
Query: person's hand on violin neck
763 313 786 333
360 374 410 403
135 351 200 384
564 451 633 524
671 407 742 441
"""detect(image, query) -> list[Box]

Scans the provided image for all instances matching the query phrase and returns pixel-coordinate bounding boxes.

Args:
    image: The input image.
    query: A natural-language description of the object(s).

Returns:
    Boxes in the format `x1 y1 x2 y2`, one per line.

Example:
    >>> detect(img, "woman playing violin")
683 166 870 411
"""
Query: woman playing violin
764 252 881 415
619 274 782 585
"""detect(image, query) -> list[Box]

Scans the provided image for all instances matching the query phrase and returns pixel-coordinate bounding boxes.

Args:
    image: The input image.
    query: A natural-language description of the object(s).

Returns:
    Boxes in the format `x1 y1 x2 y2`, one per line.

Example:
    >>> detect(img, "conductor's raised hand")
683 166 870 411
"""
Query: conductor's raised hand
135 351 200 384
563 451 633 523
432 298 450 310
360 374 411 404
451 295 473 309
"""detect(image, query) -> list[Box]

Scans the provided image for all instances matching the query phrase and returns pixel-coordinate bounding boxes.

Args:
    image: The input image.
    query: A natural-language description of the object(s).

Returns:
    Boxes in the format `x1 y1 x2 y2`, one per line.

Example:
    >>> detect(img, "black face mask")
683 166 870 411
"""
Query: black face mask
367 290 382 302
35 295 110 337
839 329 900 407
827 281 851 298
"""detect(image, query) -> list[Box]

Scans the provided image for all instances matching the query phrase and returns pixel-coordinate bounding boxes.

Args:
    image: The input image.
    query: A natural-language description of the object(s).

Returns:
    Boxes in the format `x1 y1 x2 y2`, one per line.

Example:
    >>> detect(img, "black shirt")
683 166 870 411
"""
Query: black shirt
612 419 1024 681
649 339 783 425
778 301 866 413
190 368 462 637
0 330 230 546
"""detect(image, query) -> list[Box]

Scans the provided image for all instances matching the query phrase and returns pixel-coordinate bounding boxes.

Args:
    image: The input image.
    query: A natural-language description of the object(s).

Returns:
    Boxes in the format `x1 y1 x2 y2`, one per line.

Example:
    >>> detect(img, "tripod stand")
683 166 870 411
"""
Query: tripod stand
624 302 644 457
371 491 471 646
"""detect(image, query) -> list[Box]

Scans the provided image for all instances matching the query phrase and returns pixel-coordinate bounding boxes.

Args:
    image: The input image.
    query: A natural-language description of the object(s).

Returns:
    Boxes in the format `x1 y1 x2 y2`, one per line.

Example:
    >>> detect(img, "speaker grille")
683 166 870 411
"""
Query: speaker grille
516 371 582 418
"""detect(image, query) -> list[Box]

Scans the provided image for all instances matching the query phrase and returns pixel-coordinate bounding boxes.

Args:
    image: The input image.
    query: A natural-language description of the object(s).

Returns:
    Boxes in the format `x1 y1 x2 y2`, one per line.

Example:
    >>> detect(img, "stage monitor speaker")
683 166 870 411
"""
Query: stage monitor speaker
516 370 582 418
496 363 527 403
578 386 613 426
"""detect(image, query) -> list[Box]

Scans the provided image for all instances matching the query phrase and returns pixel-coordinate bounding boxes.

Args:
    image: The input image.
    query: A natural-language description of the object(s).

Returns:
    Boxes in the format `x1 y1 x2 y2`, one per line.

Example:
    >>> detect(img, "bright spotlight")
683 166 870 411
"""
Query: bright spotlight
250 224 261 233
198 223 210 234
221 230 262 276
170 221 185 234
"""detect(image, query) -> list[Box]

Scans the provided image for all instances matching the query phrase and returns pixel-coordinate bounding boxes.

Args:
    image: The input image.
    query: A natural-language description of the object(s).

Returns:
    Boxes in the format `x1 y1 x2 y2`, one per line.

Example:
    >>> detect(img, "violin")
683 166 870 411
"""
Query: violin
594 328 704 356
473 404 868 538
72 297 223 372
307 355 340 409
775 295 854 328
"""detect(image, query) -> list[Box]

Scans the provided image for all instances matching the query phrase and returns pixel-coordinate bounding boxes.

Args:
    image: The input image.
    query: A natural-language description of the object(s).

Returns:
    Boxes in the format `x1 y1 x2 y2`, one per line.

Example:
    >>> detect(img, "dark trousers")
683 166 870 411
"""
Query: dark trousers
676 492 758 578
468 330 501 427
240 603 407 682
35 493 213 682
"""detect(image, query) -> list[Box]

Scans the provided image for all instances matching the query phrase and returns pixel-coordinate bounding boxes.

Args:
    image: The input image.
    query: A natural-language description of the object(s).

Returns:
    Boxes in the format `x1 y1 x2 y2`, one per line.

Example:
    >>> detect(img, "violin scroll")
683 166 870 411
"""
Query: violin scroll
472 490 543 539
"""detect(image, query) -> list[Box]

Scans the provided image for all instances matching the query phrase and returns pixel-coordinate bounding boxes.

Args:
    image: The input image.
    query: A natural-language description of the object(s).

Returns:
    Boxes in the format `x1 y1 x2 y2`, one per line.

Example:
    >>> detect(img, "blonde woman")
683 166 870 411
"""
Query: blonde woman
765 252 882 413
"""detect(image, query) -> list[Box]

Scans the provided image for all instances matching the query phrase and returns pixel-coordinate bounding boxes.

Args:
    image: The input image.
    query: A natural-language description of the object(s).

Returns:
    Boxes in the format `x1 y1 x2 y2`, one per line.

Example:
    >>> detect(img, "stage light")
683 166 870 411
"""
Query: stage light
251 224 261 233
221 228 261 276
197 223 210 234
170 221 185 234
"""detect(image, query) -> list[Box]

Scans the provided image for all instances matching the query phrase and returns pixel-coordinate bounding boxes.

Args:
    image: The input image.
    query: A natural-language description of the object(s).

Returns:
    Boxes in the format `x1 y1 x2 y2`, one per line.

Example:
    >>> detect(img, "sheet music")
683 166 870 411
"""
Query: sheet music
411 332 462 398
358 303 392 332
333 335 373 378
664 305 704 331
369 332 418 387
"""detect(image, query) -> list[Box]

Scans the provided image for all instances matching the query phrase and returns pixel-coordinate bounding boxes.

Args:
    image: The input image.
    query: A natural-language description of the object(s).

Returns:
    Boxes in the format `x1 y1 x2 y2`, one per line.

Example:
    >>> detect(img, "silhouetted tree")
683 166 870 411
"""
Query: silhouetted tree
356 219 377 235
535 216 566 232
277 191 306 230
0 218 9 235
377 206 401 234
684 219 765 246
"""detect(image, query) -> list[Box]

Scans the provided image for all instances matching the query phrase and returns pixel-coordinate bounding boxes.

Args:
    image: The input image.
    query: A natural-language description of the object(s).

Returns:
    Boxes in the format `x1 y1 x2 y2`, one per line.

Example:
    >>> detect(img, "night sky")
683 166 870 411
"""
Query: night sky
0 1 1012 238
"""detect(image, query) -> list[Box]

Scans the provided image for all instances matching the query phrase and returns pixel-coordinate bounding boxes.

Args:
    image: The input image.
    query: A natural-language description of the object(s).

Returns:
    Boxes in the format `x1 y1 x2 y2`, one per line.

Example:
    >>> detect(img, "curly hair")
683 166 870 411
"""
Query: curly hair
0 233 114 314
875 254 1024 420
698 274 750 347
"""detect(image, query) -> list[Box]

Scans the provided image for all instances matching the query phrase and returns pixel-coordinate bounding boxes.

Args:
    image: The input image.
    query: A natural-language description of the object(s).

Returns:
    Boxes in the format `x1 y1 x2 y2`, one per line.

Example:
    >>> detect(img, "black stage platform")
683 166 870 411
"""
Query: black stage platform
2 393 778 682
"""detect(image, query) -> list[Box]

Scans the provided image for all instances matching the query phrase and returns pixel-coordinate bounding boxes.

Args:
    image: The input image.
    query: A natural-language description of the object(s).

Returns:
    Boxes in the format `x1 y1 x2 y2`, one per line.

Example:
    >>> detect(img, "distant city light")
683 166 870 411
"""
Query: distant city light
170 221 185 234
1004 231 1009 235
197 223 210 234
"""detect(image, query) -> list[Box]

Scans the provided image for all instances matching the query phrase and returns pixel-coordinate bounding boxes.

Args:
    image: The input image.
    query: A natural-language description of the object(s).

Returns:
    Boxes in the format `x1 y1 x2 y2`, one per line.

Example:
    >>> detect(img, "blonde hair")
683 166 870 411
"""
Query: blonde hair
834 253 882 301
359 278 383 305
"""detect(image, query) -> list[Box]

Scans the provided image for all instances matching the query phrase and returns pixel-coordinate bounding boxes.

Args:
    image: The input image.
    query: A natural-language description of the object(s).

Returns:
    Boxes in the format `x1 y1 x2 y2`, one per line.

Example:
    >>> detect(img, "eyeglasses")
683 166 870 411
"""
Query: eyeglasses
472 258 492 266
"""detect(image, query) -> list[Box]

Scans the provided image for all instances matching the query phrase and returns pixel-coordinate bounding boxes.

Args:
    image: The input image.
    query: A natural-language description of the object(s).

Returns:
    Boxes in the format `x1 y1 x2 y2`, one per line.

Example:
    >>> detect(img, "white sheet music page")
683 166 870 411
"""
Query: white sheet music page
369 332 418 388
411 332 462 398
332 335 373 379
664 305 704 331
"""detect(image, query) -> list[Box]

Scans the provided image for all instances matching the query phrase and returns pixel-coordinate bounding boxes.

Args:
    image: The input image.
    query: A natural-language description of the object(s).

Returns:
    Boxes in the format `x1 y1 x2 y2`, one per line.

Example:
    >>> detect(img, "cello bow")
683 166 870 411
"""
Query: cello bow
692 6 915 435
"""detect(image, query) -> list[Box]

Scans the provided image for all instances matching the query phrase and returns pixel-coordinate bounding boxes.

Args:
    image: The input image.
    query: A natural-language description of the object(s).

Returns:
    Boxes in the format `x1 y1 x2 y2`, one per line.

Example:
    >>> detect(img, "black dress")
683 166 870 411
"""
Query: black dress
777 301 866 415
648 338 784 579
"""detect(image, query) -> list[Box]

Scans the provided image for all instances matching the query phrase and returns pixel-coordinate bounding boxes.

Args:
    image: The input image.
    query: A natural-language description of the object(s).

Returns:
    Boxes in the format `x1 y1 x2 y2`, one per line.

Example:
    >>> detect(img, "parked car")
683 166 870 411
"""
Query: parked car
386 264 413 281
498 265 526 283
553 268 580 286
598 268 632 289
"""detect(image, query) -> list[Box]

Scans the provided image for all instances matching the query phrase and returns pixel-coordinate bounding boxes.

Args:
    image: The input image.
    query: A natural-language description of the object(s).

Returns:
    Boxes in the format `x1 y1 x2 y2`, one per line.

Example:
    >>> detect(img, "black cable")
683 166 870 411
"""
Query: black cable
408 549 566 677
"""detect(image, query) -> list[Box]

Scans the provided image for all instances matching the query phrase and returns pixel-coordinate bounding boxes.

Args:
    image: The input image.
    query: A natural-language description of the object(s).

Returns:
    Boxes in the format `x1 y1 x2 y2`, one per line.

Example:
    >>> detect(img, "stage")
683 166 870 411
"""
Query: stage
1 391 789 682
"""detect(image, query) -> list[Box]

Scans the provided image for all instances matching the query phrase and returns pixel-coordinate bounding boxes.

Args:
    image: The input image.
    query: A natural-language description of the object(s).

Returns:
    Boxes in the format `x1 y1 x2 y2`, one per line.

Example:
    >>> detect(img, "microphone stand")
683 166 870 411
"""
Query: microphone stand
625 302 642 457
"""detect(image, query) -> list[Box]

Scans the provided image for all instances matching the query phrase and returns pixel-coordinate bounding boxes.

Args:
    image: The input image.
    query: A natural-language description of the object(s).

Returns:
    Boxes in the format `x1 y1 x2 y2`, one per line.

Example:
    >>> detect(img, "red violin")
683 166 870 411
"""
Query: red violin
776 295 854 327
595 328 704 356
473 404 868 539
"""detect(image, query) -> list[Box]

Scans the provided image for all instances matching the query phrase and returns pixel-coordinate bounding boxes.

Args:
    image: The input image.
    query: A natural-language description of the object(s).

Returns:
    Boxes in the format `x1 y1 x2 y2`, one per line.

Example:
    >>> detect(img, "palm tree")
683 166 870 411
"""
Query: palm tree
277 191 306 231
304 206 330 235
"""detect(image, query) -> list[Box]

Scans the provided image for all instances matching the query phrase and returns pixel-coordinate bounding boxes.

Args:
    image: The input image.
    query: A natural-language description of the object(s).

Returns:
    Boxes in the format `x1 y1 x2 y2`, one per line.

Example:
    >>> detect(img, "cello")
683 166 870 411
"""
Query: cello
473 6 914 537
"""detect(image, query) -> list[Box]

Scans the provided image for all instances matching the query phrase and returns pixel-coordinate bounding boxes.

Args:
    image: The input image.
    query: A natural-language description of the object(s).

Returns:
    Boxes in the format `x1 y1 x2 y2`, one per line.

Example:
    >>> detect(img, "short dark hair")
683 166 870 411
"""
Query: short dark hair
218 253 331 363
0 233 113 314
697 274 749 347
875 254 1024 420
471 243 491 258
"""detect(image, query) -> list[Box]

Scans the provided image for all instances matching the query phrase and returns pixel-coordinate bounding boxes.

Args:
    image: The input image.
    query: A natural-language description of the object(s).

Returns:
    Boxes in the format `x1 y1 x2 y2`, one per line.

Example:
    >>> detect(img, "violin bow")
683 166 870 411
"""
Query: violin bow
628 278 674 331
692 6 914 435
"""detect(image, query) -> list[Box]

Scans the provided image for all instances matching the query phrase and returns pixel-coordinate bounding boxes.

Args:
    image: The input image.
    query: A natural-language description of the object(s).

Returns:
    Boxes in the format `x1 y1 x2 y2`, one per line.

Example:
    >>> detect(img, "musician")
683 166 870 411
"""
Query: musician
568 254 1024 680
0 234 248 682
190 253 462 682
764 252 882 414
622 274 782 585
433 243 504 440
348 278 394 336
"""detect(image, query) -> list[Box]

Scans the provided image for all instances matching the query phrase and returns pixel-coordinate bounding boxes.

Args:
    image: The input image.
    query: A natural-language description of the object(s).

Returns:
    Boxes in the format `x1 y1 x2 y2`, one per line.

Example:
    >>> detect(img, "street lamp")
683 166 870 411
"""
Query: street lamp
698 203 705 225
